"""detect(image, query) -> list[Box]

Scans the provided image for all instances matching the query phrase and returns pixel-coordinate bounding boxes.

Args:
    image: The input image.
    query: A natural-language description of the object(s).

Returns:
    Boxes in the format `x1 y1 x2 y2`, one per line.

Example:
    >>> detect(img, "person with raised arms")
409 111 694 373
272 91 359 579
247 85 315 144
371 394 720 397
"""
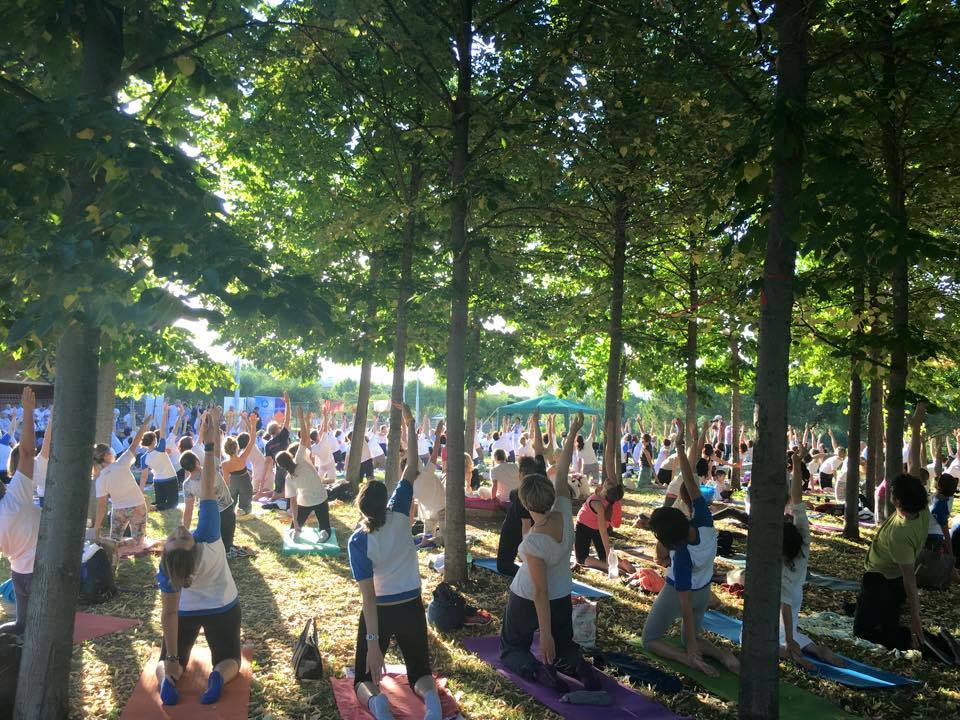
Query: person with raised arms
94 415 153 544
499 411 603 693
221 414 256 518
0 387 41 636
156 407 242 706
349 401 443 720
277 406 331 542
140 402 179 511
641 420 739 678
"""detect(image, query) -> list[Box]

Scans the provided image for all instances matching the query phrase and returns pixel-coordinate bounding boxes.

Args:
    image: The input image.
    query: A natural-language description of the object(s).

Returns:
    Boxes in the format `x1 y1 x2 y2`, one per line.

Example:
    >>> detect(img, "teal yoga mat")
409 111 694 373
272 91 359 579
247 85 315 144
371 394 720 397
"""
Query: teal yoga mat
700 610 918 689
473 557 611 599
281 526 341 556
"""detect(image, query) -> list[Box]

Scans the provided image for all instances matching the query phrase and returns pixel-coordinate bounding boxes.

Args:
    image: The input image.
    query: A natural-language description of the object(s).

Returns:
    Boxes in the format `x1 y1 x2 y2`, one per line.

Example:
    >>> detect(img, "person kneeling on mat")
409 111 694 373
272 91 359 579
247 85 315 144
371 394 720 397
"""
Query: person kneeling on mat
277 406 332 542
348 401 443 720
156 407 242 706
641 420 740 678
499 412 603 692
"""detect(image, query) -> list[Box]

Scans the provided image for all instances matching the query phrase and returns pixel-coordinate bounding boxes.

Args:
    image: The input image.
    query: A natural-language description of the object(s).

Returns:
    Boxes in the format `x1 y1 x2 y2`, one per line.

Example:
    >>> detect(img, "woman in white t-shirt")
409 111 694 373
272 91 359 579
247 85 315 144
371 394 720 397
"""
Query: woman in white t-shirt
309 408 338 481
94 417 152 544
0 387 41 636
578 416 600 484
499 412 602 692
156 408 241 707
276 407 330 541
348 402 443 720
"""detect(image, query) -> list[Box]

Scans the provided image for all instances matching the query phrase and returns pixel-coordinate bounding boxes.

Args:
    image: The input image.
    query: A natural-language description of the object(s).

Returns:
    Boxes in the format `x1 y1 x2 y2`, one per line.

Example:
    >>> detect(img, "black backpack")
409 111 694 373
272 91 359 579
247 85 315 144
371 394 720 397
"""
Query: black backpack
79 548 117 605
292 617 324 680
716 530 735 558
427 582 466 632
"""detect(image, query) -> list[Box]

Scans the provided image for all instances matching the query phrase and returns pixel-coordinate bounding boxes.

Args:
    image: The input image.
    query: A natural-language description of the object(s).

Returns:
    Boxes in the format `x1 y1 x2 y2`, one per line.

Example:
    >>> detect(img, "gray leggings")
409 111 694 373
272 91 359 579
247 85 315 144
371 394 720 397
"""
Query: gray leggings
641 582 711 648
0 571 32 636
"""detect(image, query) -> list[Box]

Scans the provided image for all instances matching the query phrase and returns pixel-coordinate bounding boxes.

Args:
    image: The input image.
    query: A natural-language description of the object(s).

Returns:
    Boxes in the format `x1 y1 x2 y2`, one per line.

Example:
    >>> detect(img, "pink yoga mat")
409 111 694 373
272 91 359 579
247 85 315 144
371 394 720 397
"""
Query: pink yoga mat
73 612 140 643
119 538 163 557
330 674 461 720
462 635 682 720
463 496 508 511
120 647 253 720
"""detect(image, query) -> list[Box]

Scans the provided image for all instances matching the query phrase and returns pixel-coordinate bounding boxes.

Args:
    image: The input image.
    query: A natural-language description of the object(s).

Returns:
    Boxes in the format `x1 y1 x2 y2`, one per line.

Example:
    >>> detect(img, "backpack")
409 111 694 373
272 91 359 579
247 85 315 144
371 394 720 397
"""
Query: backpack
79 548 116 605
292 617 324 680
427 582 466 632
716 530 735 558
916 548 954 591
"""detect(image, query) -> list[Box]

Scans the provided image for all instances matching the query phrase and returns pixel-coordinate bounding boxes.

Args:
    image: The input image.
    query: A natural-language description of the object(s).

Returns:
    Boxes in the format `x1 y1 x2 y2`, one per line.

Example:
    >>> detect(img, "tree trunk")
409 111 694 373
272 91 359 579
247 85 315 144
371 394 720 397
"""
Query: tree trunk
384 157 422 492
739 2 810 718
867 375 884 502
346 358 373 491
603 189 628 475
465 386 478 461
844 363 863 539
880 12 909 487
684 243 698 439
88 359 117 522
730 329 742 490
443 0 472 586
16 322 101 720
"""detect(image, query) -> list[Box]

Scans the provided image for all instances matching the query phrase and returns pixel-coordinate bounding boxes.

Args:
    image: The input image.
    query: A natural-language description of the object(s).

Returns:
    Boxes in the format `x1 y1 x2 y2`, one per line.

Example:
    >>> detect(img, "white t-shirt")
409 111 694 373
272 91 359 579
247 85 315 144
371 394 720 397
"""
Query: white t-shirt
285 445 328 507
367 435 385 459
510 495 574 601
490 462 520 502
166 434 181 472
580 442 598 466
310 437 335 469
665 474 692 518
417 435 431 456
492 435 512 455
412 463 445 519
143 446 177 481
95 450 146 510
819 455 843 476
0 470 41 573
183 472 234 513
34 455 48 497
779 503 812 648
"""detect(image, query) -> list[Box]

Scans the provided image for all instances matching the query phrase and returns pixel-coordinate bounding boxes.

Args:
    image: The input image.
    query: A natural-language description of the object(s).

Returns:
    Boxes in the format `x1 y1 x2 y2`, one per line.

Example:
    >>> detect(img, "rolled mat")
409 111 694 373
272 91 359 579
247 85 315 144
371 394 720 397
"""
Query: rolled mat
330 674 462 720
699 610 918 689
472 557 611 599
73 612 139 644
282 526 341 556
120 646 253 720
463 496 508 512
631 637 859 720
806 571 860 592
462 635 681 720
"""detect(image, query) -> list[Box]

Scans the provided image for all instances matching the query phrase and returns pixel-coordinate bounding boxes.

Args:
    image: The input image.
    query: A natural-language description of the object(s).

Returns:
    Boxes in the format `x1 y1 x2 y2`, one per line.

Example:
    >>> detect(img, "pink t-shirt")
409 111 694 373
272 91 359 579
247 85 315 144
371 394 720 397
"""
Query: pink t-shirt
575 495 622 531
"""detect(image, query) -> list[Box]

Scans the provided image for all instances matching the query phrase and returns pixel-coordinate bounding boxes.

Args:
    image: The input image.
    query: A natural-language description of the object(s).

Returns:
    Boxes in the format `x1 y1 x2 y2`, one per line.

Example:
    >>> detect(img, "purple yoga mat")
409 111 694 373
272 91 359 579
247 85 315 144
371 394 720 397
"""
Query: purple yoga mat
462 635 683 720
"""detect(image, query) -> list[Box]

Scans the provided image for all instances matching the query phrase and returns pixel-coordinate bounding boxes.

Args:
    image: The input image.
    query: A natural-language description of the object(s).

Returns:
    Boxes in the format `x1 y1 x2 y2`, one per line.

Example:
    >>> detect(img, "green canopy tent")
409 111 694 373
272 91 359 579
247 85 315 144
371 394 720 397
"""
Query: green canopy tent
494 394 601 423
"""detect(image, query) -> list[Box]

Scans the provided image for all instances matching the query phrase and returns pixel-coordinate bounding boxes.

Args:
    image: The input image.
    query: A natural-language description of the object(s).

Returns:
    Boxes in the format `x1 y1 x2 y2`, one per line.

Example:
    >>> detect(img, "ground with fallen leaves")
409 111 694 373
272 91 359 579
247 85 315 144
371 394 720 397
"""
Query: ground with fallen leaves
2 482 958 719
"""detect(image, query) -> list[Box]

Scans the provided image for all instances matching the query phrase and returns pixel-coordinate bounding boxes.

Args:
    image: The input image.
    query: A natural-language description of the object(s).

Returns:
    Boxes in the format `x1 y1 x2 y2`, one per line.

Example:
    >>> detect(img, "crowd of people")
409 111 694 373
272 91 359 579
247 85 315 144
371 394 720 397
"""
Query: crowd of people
1 385 959 717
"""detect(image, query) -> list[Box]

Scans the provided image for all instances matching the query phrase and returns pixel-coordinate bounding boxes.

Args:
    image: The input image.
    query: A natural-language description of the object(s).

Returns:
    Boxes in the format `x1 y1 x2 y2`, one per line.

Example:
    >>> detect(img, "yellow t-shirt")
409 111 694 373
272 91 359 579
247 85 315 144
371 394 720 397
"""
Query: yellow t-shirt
864 508 930 579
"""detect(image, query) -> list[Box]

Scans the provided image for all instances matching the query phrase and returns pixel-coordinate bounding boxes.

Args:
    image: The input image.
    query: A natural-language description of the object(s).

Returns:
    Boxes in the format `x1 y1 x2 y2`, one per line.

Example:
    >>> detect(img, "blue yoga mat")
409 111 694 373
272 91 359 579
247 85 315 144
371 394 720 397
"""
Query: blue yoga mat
701 610 919 689
473 557 611 599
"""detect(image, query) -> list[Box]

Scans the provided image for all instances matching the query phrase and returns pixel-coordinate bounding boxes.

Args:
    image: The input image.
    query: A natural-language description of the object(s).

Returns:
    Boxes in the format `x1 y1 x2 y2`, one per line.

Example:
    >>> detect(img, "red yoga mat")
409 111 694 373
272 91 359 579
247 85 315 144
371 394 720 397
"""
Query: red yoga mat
119 538 163 558
330 674 461 720
73 612 140 643
120 647 253 720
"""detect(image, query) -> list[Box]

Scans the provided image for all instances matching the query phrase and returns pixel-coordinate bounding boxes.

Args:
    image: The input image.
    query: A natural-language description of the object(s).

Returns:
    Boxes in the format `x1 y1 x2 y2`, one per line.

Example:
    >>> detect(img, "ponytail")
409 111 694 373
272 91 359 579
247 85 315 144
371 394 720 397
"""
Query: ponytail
356 480 388 533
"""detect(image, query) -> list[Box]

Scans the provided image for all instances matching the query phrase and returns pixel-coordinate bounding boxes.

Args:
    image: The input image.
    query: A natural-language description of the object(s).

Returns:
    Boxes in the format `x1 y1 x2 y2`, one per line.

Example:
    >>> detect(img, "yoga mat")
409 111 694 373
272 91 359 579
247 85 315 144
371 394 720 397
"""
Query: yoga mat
811 522 872 534
473 557 611 599
73 612 139 643
120 647 253 720
282 526 341 556
631 638 859 720
330 674 462 720
464 496 508 511
119 538 163 558
806 571 860 592
463 635 681 720
700 610 919 689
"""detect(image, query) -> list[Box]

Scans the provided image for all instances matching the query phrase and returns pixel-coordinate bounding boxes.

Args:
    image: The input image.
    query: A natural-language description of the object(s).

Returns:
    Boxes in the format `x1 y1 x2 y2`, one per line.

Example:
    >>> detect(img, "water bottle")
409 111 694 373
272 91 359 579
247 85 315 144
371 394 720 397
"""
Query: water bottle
466 551 473 579
607 547 619 579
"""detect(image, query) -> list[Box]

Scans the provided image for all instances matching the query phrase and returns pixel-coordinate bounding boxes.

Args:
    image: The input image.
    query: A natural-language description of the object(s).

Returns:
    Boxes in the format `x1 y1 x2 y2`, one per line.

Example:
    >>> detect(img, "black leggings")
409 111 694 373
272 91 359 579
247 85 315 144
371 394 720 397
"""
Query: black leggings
496 490 530 576
574 522 607 563
220 501 237 550
853 571 910 650
820 471 835 489
154 479 179 511
354 596 430 688
500 590 581 676
296 501 330 531
161 602 241 668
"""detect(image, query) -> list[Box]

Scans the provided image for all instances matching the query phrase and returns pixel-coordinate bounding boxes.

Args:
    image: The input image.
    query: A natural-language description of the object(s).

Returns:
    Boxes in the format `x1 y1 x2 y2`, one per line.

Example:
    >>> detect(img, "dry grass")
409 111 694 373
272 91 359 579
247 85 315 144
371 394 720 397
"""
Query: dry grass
2 484 958 719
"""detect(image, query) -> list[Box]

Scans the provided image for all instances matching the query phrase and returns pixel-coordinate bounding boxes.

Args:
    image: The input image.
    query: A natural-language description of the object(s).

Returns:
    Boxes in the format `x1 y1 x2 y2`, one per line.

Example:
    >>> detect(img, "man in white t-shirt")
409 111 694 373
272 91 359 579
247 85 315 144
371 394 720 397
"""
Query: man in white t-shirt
489 449 520 502
412 423 446 542
367 431 385 470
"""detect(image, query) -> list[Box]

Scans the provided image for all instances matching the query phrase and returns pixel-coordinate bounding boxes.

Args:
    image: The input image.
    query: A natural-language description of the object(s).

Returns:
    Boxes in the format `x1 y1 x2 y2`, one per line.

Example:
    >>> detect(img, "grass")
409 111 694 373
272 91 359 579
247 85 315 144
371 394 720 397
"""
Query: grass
3 482 959 719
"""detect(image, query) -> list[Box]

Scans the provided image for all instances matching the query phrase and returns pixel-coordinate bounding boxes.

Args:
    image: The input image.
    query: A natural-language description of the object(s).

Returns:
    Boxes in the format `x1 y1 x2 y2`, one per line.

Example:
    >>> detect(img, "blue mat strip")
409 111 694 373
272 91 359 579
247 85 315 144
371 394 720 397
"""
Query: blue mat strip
472 557 611 599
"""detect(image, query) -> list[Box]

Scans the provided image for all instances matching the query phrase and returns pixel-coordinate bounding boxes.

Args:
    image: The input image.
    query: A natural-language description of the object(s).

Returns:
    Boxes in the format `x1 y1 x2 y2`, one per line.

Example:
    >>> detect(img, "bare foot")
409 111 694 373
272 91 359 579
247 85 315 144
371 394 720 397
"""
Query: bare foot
721 653 741 675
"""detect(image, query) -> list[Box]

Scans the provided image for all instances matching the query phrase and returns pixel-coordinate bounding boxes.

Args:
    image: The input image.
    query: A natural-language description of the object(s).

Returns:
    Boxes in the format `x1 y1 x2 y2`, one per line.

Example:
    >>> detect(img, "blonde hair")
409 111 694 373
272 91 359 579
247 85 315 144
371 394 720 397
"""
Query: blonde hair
519 473 555 514
464 452 474 477
161 547 197 590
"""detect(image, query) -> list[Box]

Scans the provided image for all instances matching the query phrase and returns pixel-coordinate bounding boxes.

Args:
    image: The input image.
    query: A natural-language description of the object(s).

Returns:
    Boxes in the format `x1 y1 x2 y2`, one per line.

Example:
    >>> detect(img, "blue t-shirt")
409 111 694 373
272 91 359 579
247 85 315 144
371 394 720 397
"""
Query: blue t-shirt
666 496 718 592
931 497 950 528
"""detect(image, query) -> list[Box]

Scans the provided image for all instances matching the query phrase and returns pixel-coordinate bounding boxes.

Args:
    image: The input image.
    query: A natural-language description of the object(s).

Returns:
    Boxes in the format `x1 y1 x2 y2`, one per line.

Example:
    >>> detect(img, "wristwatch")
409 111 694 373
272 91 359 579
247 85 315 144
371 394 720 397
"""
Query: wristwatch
204 442 215 452
160 654 182 663
365 633 379 642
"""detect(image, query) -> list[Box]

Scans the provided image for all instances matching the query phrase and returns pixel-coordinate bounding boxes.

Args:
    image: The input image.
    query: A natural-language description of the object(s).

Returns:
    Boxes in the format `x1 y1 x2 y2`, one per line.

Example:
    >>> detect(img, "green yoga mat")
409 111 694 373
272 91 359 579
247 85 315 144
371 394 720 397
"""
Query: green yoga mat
630 638 859 720
282 526 341 556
